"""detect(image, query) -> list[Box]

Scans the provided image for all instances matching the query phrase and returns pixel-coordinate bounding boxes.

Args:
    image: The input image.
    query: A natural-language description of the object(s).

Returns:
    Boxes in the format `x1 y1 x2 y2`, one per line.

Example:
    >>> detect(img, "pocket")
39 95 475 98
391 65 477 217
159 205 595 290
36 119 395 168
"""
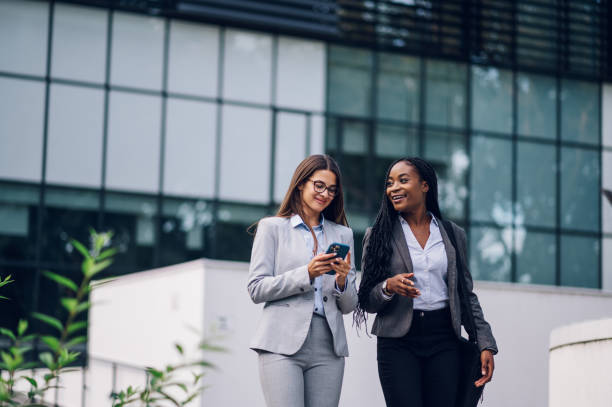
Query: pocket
263 301 290 308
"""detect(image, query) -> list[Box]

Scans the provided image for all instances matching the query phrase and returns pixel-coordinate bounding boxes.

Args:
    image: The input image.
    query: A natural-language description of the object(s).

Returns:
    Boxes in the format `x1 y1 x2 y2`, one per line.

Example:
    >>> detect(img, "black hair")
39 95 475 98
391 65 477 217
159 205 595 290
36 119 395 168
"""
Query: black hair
354 157 443 328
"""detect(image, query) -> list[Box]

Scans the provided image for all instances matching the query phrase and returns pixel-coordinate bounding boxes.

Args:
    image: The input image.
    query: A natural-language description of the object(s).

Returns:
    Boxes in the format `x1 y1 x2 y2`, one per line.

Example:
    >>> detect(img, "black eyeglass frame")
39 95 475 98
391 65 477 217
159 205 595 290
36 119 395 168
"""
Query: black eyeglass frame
308 179 338 197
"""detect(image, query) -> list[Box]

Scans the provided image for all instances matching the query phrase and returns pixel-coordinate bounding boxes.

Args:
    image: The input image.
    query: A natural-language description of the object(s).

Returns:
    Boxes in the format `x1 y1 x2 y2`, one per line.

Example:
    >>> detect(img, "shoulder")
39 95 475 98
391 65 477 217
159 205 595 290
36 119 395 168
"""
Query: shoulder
442 219 467 243
326 219 353 239
256 216 288 234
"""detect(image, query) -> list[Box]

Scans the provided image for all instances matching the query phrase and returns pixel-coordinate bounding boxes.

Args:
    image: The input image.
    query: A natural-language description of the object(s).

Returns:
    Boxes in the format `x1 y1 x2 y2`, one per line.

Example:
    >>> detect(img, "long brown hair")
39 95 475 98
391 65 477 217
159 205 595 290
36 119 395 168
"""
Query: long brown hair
277 154 348 226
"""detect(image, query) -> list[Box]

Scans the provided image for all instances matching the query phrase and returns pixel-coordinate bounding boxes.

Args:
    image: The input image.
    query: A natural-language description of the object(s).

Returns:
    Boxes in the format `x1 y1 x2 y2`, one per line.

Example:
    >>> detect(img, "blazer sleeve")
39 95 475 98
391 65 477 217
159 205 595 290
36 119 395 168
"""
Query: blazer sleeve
333 228 358 314
247 219 313 304
361 228 394 314
454 224 499 354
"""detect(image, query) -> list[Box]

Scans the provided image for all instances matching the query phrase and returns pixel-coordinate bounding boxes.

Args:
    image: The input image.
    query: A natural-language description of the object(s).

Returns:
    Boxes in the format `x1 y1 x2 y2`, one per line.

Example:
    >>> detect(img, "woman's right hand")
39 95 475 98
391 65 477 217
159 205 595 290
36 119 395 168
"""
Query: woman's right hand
385 273 420 298
308 253 337 280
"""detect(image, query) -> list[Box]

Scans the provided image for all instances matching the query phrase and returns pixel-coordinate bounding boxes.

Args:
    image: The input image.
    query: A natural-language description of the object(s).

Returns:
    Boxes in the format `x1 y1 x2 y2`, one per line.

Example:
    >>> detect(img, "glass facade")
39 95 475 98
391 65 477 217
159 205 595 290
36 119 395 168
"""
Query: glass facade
0 0 609 330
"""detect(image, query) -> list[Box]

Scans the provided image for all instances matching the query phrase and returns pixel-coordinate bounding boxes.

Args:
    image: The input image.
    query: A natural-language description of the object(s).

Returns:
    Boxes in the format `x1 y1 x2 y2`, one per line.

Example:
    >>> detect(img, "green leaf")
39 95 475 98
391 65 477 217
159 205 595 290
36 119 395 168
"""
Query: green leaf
82 257 94 276
89 259 113 278
40 336 60 353
70 239 91 259
20 361 38 370
67 321 88 335
65 336 86 349
31 313 63 333
17 319 28 336
22 376 37 388
42 271 78 292
0 275 13 288
75 301 91 315
0 328 16 342
146 368 163 379
97 247 118 261
175 343 183 355
1 351 15 370
0 296 9 301
39 352 54 370
60 297 78 312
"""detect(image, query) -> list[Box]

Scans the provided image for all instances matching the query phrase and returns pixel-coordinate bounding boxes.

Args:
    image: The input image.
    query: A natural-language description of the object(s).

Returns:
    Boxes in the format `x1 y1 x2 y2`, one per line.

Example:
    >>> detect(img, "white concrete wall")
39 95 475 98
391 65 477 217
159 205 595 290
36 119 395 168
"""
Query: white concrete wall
549 318 612 407
57 259 612 407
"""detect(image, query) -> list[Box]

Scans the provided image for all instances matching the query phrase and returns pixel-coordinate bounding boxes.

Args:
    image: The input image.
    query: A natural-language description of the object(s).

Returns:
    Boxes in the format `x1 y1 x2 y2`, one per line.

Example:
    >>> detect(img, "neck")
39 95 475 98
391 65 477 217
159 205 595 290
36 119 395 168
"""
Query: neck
400 205 430 227
301 207 321 228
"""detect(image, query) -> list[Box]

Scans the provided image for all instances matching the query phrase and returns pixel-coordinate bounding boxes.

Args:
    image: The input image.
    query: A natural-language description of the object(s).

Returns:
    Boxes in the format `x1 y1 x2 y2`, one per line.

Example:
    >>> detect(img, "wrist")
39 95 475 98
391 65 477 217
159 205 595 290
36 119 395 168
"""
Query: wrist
382 279 392 296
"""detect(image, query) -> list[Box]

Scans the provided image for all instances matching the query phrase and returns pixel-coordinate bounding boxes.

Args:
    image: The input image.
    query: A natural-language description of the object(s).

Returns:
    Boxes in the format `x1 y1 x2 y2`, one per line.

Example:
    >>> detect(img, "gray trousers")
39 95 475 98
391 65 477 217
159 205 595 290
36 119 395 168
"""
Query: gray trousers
258 314 345 407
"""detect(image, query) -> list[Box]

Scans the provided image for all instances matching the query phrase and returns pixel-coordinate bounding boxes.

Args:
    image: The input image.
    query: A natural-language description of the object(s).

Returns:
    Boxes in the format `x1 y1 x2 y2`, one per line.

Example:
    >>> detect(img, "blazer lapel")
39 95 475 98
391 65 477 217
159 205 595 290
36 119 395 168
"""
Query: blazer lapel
391 218 414 275
438 220 457 294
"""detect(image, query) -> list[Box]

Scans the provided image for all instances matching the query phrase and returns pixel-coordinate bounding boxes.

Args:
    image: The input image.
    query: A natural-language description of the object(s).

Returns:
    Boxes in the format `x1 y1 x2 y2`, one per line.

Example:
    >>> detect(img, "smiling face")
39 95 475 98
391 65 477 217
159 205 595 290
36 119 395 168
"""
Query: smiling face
386 161 429 213
298 169 337 218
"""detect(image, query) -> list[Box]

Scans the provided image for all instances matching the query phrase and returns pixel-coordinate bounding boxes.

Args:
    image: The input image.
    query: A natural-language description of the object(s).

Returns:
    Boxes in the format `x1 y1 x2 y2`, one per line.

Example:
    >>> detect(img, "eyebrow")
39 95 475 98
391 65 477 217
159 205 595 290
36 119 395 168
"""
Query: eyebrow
387 173 410 179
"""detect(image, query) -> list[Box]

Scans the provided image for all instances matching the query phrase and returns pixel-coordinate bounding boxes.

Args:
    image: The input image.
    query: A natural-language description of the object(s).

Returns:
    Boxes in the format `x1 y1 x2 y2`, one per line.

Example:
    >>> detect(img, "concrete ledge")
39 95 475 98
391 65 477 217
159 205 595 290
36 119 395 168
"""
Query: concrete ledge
550 318 612 350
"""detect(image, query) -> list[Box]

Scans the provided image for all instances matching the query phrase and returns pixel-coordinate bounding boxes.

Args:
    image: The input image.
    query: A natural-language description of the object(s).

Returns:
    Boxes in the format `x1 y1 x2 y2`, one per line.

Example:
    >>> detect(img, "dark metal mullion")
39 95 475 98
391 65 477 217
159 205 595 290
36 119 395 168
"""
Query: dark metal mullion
366 47 378 216
418 58 426 158
99 9 113 233
510 0 518 284
268 35 278 211
305 112 312 156
598 81 603 289
555 3 563 287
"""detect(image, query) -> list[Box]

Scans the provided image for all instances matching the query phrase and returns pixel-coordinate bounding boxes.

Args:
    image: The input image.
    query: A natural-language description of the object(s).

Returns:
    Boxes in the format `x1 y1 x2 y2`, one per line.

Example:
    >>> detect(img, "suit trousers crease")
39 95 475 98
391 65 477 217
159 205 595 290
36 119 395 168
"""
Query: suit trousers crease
377 308 460 407
258 314 345 407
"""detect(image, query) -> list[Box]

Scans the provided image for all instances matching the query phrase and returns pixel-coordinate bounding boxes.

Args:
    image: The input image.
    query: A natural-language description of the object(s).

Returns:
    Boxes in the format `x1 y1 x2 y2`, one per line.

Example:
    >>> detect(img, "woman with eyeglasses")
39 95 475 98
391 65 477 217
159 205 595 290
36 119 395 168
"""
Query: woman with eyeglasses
248 154 358 407
355 157 497 407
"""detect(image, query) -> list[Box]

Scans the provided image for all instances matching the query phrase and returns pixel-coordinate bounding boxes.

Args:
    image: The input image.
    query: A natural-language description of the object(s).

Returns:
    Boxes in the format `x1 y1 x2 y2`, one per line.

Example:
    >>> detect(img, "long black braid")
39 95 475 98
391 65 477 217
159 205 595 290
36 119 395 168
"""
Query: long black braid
354 157 444 329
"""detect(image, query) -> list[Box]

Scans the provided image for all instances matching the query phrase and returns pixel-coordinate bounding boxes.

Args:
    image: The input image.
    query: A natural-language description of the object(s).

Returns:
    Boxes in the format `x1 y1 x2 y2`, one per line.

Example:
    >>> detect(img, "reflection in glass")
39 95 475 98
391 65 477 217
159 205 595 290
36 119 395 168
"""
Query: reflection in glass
103 192 157 273
470 136 512 224
516 230 556 285
517 73 556 139
560 147 599 232
41 188 99 266
561 80 600 145
215 203 267 261
424 131 468 221
377 53 419 122
425 60 466 129
517 142 556 227
471 67 513 134
469 226 512 282
160 199 212 266
0 183 39 261
328 45 373 117
561 235 599 288
274 112 307 203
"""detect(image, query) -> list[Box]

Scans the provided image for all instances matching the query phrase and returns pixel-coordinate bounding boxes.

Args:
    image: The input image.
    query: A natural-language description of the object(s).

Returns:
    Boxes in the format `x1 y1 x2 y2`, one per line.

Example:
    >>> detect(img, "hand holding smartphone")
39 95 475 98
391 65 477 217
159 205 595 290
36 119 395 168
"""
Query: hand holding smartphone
325 242 350 275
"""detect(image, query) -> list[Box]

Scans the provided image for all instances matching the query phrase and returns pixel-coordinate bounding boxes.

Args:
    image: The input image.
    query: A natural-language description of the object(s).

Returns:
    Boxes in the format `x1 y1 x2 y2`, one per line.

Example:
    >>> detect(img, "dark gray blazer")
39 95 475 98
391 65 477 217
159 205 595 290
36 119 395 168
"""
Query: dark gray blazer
362 218 498 354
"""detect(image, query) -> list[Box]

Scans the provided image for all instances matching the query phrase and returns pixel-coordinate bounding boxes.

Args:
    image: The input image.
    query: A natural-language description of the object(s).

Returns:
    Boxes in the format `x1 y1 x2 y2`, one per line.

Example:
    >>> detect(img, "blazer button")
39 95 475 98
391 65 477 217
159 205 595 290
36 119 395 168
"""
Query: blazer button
323 296 328 302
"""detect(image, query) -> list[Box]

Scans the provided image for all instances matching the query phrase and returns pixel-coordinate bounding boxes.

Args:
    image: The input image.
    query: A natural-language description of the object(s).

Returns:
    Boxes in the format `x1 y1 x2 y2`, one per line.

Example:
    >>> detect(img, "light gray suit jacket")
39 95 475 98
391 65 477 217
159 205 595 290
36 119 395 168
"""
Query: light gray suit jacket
362 218 498 354
248 216 358 357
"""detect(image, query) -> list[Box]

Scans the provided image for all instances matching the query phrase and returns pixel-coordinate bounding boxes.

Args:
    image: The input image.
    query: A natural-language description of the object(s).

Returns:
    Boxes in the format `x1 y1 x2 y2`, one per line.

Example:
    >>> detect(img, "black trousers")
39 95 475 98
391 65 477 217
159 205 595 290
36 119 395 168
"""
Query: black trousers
377 308 460 407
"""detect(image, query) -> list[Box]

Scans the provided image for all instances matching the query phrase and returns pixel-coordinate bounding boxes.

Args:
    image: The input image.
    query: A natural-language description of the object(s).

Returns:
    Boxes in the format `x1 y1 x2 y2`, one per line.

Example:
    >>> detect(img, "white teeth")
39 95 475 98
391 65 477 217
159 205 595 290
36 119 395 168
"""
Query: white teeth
392 195 405 201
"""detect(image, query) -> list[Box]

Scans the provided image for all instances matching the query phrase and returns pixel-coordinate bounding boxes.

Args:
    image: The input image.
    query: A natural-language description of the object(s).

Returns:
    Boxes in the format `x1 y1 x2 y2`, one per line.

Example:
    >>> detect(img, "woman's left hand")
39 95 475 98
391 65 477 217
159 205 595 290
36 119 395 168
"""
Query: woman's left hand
475 349 495 387
331 252 351 290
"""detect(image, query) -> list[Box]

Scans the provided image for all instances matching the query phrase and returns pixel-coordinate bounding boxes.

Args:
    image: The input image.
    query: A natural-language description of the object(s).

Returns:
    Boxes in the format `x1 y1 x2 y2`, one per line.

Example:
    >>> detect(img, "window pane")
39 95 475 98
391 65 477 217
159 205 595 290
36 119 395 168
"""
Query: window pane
276 37 325 111
603 151 612 234
328 45 373 117
51 4 107 83
560 234 599 288
561 80 600 145
377 53 419 122
215 203 266 261
517 73 556 139
106 91 161 193
168 21 218 97
220 105 271 204
0 77 45 182
47 84 104 188
0 0 48 76
274 112 307 203
517 141 556 228
603 84 612 148
425 130 468 221
515 230 556 285
310 115 325 155
160 198 212 267
560 147 599 232
425 60 466 129
0 183 39 262
375 124 418 158
104 192 157 273
163 98 216 198
111 12 164 91
223 29 272 104
472 67 513 134
41 188 99 265
469 226 512 282
470 136 512 224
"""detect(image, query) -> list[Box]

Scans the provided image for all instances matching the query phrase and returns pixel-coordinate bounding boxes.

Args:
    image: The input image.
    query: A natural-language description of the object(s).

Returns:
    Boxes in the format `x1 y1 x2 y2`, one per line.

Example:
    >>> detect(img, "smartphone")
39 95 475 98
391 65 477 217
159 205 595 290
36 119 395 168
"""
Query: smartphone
325 242 350 275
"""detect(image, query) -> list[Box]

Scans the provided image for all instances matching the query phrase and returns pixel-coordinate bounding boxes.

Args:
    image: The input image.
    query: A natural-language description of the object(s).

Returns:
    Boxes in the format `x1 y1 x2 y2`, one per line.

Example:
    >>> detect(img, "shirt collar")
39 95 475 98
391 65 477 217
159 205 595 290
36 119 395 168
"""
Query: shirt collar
398 211 439 227
291 213 324 229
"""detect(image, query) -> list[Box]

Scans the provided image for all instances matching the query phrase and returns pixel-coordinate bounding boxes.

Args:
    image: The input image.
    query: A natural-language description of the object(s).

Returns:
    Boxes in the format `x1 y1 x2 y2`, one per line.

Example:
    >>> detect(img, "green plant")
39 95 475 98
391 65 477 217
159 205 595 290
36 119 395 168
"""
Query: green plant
112 340 224 407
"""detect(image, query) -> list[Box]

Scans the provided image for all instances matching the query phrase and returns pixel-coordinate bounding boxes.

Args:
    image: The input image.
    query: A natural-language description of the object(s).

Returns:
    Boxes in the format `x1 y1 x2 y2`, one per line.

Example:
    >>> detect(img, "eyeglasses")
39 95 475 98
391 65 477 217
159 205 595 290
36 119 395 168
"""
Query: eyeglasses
309 179 338 197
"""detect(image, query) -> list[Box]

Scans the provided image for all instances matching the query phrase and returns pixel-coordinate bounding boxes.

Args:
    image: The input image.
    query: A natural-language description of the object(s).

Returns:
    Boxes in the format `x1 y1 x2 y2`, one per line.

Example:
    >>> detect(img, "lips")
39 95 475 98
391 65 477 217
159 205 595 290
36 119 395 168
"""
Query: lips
391 194 406 202
314 197 327 205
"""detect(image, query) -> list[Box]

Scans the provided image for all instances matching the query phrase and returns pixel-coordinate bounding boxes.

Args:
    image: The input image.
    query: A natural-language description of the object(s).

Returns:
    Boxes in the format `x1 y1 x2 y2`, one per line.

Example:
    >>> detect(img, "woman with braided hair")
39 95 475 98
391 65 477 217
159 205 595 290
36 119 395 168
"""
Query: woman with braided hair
354 157 497 407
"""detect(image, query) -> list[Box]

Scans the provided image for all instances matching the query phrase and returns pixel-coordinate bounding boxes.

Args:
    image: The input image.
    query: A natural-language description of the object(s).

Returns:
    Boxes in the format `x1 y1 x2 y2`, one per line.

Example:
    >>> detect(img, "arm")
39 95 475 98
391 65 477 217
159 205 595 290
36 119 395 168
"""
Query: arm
454 224 498 355
361 228 394 314
247 219 312 304
333 230 358 314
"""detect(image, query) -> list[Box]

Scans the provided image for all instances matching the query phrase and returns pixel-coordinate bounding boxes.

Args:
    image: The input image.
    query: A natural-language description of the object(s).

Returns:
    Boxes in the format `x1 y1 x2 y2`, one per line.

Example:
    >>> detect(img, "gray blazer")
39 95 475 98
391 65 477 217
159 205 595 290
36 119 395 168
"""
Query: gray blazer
362 218 498 354
248 216 358 357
